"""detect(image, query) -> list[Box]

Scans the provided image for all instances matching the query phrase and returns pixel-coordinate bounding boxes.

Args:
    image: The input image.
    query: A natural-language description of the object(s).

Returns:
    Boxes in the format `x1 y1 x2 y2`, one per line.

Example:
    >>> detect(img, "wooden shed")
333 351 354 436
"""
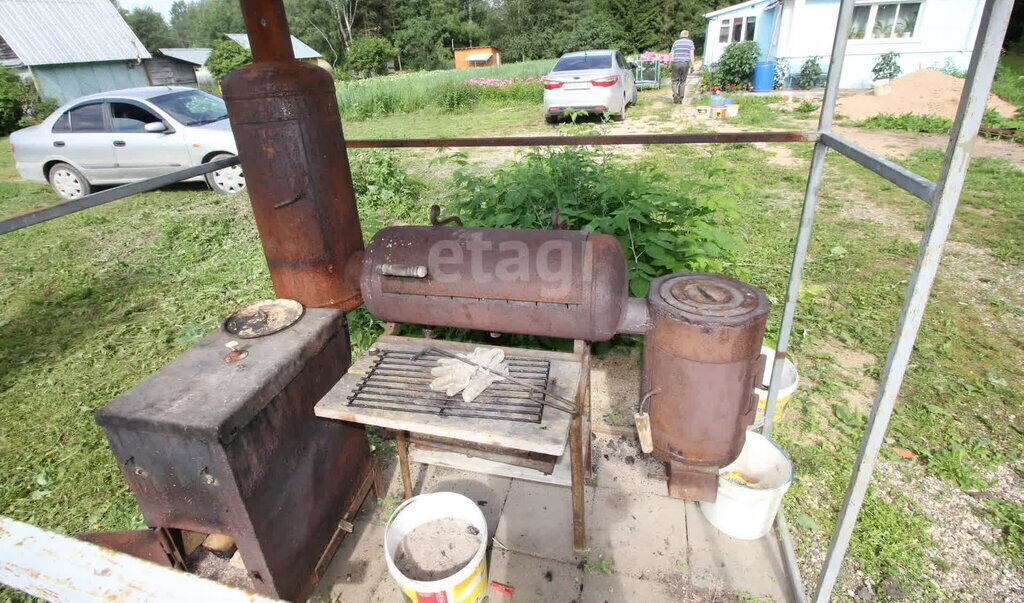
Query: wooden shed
454 46 501 69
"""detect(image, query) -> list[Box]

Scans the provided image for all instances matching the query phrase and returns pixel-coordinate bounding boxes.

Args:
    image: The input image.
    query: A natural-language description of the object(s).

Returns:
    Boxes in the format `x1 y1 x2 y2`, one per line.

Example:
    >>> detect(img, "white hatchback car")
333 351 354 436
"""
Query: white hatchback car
10 86 245 200
542 50 637 123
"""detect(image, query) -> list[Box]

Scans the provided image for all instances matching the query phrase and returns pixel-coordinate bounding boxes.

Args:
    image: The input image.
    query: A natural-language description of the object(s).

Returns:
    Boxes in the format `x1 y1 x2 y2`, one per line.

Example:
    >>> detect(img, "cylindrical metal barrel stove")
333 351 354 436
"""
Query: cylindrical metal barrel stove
642 273 769 502
361 226 629 341
221 23 364 311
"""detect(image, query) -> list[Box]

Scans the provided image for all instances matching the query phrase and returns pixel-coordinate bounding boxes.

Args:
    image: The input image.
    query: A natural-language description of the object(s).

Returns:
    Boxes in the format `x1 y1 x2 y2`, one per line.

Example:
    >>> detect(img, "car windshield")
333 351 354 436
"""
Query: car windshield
552 54 612 72
151 90 228 126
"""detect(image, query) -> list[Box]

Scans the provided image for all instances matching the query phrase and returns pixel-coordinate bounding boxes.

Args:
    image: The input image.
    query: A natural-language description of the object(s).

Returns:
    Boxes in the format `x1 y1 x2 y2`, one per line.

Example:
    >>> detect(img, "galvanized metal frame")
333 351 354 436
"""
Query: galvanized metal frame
0 0 1011 599
759 0 1013 600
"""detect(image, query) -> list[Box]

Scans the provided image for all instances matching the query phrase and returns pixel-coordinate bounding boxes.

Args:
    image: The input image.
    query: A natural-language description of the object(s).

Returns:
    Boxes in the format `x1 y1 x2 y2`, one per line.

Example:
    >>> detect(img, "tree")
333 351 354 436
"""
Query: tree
168 0 244 48
206 38 252 81
347 36 398 76
122 7 178 51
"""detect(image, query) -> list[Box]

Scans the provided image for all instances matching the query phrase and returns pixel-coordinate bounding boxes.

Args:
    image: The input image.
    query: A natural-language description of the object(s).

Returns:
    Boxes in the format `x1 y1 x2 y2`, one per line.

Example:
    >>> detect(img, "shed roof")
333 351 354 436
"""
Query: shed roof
464 52 493 62
224 33 322 60
0 0 150 66
704 0 773 20
158 48 212 66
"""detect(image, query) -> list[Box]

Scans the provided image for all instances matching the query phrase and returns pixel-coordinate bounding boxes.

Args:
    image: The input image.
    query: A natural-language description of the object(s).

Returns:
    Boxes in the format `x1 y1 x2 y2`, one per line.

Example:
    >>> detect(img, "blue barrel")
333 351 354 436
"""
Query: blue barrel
753 60 776 92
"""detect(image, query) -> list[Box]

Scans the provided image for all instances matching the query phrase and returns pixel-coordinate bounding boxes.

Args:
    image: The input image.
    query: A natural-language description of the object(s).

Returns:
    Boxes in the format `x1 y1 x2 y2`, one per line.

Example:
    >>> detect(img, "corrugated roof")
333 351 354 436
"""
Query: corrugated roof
158 47 212 66
224 33 322 60
0 0 150 66
704 0 771 19
464 52 493 62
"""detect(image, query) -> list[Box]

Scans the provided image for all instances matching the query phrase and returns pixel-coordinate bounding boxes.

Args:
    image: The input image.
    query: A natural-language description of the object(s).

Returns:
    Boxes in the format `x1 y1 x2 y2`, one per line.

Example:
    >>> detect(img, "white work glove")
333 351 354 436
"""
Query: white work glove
430 347 508 402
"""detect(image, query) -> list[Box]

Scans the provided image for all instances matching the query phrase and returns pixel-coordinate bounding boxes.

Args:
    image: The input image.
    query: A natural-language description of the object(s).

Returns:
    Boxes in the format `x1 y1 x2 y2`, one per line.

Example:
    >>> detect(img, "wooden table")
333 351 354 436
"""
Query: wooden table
316 335 592 552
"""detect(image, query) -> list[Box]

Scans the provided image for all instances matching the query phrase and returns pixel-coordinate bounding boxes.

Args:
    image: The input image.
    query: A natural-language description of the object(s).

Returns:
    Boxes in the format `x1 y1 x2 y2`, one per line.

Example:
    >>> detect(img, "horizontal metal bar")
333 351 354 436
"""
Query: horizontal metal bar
346 131 817 148
0 156 239 236
819 133 936 202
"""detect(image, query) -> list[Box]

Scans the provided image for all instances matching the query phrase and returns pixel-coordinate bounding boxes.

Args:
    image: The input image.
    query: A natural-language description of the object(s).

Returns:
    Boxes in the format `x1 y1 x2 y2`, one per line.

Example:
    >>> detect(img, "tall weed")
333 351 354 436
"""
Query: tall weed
443 147 743 297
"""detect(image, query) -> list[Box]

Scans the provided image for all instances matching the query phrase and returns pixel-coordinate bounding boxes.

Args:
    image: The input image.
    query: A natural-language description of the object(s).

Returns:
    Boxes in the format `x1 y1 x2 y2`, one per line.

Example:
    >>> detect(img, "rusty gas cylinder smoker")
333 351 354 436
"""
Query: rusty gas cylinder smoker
360 225 769 502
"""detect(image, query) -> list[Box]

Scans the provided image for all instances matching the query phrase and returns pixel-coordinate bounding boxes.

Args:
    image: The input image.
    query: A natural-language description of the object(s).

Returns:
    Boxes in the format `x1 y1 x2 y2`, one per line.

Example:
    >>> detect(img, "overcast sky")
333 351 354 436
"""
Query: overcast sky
122 0 177 19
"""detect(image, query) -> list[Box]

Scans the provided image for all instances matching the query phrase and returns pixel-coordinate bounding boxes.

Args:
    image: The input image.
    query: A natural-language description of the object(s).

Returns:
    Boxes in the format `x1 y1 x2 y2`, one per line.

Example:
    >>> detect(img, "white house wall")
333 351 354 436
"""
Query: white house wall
705 0 985 89
776 0 985 88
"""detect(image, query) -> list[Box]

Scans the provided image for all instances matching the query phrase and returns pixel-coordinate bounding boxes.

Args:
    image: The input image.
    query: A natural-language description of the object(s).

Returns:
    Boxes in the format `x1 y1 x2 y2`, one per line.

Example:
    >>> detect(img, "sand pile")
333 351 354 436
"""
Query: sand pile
394 518 481 582
837 69 1017 120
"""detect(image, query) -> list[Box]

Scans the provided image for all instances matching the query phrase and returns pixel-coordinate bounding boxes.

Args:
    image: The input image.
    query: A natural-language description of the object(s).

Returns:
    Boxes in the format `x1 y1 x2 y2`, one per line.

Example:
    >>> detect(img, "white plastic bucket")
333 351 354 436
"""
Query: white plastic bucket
699 432 793 540
753 345 799 428
384 492 489 603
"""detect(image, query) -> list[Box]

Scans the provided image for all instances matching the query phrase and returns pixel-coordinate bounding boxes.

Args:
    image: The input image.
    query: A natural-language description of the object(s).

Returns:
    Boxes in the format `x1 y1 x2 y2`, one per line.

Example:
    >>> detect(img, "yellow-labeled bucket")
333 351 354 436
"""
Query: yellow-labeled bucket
753 345 799 428
384 492 488 603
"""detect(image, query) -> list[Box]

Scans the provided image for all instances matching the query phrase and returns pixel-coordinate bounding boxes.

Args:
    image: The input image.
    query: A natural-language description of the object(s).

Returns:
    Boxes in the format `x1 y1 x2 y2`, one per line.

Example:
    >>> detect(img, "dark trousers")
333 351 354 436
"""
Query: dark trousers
671 61 690 103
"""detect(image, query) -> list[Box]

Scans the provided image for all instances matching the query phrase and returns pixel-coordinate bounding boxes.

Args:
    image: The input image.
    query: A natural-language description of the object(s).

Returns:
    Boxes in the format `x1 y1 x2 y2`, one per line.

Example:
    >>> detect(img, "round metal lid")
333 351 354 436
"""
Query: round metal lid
657 273 767 320
222 299 305 339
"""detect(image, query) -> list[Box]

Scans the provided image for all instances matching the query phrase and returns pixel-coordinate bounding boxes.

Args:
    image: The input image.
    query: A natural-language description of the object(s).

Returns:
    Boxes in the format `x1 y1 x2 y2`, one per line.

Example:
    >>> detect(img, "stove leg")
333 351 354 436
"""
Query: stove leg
569 412 586 553
395 430 413 499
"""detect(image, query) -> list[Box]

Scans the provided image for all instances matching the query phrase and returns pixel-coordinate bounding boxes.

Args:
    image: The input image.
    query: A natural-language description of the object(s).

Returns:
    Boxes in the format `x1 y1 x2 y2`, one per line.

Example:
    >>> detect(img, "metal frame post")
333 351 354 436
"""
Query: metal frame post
812 1 1013 599
760 4 855 600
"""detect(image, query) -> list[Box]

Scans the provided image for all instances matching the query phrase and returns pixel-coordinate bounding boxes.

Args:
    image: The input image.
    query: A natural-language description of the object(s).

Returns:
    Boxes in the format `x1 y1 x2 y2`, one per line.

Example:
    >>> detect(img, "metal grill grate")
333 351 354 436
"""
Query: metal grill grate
347 350 550 423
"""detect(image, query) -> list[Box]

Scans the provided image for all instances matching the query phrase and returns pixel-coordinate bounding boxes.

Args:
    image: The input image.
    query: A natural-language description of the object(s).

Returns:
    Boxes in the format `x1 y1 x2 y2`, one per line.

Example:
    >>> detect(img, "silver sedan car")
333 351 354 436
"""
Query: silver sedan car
542 50 637 123
10 86 245 200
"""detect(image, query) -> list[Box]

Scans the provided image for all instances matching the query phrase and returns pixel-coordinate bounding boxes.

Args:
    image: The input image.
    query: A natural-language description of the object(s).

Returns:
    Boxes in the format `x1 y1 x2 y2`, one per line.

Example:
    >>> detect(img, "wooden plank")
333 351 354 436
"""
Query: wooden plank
0 516 281 602
316 337 580 456
410 433 558 473
408 444 572 487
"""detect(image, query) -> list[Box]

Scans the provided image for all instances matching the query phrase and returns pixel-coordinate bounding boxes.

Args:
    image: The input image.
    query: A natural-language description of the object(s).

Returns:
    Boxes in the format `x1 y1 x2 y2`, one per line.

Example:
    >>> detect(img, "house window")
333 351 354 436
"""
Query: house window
720 15 757 45
849 2 921 40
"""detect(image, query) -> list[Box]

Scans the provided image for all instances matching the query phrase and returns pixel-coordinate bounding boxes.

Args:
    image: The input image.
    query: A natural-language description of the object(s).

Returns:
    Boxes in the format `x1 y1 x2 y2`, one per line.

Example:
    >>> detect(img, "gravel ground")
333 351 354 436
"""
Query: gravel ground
875 461 1024 601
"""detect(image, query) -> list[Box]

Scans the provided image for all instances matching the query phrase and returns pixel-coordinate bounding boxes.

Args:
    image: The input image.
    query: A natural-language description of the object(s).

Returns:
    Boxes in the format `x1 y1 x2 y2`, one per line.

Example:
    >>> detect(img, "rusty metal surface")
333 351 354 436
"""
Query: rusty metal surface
221 59 363 311
76 529 180 568
345 131 815 148
642 273 769 502
361 226 628 341
222 299 304 339
238 0 295 62
95 310 370 601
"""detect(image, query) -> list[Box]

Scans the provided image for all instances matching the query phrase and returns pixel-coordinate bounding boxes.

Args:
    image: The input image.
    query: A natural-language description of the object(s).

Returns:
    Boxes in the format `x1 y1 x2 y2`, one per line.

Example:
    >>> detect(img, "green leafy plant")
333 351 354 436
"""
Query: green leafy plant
377 496 403 525
981 498 1024 567
849 112 951 133
716 41 760 88
581 554 613 575
697 63 722 92
0 66 55 135
438 82 481 113
872 51 902 81
347 36 399 77
796 56 824 89
925 443 991 490
205 38 252 81
445 147 743 297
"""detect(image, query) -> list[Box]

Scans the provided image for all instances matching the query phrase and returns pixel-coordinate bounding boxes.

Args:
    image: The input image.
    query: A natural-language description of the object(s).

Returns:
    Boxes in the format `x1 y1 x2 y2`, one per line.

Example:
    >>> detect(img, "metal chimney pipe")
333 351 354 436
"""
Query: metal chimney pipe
222 0 364 310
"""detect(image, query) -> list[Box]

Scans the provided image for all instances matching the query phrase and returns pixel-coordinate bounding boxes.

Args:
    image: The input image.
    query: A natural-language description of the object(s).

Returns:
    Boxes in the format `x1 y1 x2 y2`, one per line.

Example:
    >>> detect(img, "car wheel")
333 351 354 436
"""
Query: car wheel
48 162 91 201
613 97 626 121
205 153 246 194
545 114 559 124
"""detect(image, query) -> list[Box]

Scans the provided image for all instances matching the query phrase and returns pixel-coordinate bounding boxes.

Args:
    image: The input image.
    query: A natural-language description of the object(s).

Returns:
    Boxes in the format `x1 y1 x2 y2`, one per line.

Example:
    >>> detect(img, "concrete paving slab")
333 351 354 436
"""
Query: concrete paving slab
586 487 689 576
418 464 512 537
494 480 592 564
580 570 681 602
591 433 668 497
487 548 582 603
313 497 391 602
685 502 791 601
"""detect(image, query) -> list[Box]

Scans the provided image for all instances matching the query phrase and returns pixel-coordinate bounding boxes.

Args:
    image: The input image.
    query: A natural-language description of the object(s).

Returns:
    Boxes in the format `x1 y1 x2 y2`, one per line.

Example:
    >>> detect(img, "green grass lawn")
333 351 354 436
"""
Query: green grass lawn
1 75 1022 600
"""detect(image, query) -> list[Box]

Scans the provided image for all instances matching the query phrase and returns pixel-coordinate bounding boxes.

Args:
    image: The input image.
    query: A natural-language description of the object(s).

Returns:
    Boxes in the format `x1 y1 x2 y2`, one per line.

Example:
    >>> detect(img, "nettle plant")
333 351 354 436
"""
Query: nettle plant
442 147 743 296
872 52 902 81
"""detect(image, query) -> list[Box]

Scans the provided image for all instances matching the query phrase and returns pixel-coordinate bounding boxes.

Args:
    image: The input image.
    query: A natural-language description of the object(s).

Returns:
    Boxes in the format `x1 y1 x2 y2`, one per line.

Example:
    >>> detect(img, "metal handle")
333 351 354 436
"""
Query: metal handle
53 141 65 147
378 263 428 278
113 140 126 147
638 387 661 414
